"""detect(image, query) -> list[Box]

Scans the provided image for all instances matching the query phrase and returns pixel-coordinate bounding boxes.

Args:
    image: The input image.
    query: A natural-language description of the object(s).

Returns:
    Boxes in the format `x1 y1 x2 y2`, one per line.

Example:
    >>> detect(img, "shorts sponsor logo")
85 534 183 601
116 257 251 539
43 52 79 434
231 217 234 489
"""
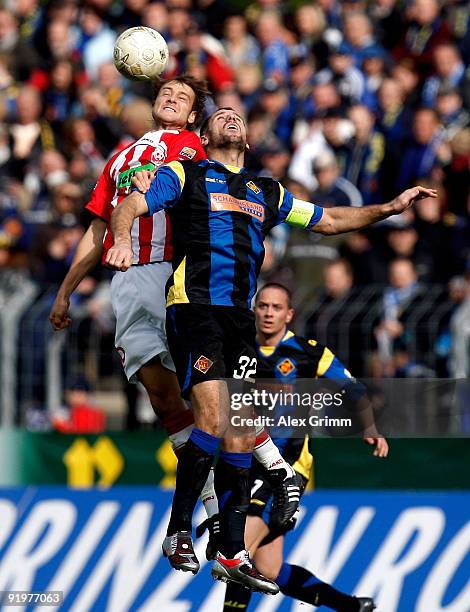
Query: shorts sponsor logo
179 146 196 159
276 357 296 376
194 355 214 373
210 193 265 221
246 180 261 194
151 142 168 166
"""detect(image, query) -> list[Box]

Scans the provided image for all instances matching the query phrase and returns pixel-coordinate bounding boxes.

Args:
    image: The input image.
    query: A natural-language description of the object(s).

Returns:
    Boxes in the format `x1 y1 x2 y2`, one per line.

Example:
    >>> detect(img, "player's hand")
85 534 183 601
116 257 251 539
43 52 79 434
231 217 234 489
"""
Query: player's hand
390 186 438 214
131 170 156 193
105 240 133 271
364 436 389 458
49 296 72 330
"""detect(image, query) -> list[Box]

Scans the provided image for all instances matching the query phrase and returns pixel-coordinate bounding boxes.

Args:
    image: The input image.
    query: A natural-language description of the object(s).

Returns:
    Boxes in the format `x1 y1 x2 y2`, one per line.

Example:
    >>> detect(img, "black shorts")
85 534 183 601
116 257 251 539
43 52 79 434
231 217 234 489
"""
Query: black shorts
166 304 257 398
249 461 308 544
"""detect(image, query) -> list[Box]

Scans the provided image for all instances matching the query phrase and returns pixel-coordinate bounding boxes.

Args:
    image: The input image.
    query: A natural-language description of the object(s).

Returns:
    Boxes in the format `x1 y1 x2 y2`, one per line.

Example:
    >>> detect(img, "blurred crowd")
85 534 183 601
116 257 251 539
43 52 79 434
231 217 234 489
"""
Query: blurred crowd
0 0 469 401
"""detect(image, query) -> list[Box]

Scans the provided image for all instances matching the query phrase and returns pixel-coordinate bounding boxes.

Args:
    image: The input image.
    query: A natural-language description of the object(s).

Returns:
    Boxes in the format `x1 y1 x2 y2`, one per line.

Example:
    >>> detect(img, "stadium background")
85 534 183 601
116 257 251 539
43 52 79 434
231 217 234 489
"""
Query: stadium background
0 0 469 610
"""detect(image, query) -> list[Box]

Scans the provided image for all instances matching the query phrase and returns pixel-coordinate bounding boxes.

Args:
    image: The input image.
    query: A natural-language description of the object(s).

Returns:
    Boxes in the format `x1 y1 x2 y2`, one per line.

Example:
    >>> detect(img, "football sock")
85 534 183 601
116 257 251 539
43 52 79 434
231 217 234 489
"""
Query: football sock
200 466 219 518
161 409 194 456
276 563 360 611
166 428 220 535
223 582 253 611
215 450 252 558
253 427 295 477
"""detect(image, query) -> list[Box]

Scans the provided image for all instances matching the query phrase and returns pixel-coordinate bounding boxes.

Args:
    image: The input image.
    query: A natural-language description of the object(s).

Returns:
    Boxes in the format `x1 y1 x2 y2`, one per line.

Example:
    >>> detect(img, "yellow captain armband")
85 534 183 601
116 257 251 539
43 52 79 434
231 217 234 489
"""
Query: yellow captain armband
166 161 186 191
285 198 316 229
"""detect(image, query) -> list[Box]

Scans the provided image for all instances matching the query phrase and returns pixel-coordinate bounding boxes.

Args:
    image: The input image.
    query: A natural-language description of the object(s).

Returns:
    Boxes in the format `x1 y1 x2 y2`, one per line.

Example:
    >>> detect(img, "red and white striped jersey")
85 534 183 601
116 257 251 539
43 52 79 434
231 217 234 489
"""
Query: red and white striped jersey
86 129 206 265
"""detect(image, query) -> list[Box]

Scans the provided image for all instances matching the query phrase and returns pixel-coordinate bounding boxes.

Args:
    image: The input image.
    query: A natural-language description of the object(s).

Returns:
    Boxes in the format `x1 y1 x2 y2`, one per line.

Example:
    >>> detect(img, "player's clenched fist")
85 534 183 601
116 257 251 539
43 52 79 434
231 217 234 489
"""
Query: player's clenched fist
105 240 133 271
49 297 72 330
131 169 155 193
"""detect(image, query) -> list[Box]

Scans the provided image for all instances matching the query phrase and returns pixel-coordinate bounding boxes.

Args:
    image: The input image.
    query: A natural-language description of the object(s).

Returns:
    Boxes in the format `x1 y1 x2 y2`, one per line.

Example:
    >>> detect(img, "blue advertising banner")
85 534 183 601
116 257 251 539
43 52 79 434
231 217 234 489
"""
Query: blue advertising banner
0 487 469 612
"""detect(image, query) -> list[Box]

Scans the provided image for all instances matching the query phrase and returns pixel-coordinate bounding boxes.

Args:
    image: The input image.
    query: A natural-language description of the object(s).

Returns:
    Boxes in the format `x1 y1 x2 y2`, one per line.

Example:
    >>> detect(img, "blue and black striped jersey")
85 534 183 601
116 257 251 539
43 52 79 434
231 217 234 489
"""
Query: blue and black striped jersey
144 159 323 308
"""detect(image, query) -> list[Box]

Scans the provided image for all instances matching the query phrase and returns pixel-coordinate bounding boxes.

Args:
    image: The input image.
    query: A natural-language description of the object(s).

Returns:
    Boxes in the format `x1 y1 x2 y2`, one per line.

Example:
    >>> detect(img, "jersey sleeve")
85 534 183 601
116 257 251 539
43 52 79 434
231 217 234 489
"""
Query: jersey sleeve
144 161 186 214
85 159 116 222
277 183 323 230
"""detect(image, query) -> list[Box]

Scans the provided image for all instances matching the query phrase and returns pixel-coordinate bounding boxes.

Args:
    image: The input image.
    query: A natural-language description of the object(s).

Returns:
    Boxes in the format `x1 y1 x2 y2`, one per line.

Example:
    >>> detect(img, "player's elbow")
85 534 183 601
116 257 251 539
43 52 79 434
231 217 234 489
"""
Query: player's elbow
313 212 337 235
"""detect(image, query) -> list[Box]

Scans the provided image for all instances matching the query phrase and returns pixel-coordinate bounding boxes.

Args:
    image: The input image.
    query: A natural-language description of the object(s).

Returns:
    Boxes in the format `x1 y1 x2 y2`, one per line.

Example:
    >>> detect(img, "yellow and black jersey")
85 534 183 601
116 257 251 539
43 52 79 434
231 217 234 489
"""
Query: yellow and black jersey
144 159 323 308
256 331 357 477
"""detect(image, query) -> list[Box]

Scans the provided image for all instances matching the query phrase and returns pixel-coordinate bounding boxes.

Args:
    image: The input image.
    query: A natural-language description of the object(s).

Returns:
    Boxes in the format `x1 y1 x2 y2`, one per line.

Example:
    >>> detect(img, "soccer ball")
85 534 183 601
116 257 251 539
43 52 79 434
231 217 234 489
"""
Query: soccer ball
113 27 169 81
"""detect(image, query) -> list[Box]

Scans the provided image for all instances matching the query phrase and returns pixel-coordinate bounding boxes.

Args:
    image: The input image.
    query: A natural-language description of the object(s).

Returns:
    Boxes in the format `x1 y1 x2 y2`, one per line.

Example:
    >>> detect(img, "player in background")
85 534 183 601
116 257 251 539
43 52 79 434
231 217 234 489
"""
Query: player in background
106 108 435 591
218 283 385 611
49 76 208 452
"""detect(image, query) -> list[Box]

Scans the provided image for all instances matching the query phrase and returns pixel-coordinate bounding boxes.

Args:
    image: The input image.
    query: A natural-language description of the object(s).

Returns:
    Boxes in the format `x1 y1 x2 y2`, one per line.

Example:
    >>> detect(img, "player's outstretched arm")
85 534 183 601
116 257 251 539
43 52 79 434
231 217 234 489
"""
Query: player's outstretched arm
49 218 106 330
106 192 148 271
313 186 437 235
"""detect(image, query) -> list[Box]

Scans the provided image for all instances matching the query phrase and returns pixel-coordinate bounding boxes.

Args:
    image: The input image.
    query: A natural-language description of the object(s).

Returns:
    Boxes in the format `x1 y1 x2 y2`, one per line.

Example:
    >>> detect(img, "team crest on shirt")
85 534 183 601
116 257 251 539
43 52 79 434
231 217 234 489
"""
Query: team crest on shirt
151 142 168 166
246 180 261 194
194 355 214 373
179 146 197 160
276 357 296 376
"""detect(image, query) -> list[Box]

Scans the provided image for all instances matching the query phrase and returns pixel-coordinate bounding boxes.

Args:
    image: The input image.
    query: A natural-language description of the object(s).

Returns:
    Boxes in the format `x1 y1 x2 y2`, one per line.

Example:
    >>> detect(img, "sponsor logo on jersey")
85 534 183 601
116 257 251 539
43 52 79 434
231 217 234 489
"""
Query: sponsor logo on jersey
179 146 197 160
117 163 155 189
194 355 214 373
246 180 261 194
210 193 265 221
151 142 168 166
276 357 296 376
206 177 226 184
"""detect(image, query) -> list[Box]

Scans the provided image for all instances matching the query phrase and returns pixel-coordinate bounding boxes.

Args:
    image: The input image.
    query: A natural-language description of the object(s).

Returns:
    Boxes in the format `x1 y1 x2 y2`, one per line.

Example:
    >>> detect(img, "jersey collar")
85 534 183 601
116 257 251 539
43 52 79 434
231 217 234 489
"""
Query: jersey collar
258 330 295 356
210 160 244 174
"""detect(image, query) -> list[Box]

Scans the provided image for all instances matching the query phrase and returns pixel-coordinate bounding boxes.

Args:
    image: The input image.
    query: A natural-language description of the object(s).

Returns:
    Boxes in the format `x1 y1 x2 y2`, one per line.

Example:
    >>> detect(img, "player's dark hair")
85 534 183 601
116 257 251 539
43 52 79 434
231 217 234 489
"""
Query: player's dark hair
153 75 210 130
255 283 292 307
199 107 246 137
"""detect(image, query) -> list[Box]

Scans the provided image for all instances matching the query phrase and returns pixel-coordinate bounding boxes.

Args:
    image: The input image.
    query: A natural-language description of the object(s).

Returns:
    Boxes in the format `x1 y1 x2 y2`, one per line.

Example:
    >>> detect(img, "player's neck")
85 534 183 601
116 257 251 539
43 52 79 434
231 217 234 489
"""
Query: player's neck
257 326 287 348
207 147 245 168
154 121 184 131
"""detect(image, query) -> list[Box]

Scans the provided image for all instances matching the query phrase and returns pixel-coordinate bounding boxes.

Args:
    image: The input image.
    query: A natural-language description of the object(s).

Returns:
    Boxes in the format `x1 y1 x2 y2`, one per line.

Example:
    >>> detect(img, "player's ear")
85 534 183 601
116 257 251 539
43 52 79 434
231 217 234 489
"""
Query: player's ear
286 308 294 324
200 134 209 147
187 110 197 126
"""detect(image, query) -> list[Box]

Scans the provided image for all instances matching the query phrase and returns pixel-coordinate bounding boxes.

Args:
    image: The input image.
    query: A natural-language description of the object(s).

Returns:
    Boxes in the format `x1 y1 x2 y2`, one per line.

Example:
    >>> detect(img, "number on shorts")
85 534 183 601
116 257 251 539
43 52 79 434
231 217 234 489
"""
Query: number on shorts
251 478 264 498
233 355 257 379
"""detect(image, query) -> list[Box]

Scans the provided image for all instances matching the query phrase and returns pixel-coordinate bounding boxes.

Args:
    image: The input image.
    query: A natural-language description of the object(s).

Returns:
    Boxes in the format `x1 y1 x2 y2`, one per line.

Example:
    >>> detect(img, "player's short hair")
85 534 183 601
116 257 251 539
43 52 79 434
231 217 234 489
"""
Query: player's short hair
153 75 210 129
255 283 292 307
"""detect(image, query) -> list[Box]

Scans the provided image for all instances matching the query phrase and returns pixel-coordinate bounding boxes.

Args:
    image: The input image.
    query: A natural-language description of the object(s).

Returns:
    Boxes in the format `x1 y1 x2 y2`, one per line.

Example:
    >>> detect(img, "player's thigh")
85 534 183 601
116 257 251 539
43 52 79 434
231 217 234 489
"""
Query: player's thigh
166 304 226 399
253 535 285 581
136 359 186 417
111 264 174 381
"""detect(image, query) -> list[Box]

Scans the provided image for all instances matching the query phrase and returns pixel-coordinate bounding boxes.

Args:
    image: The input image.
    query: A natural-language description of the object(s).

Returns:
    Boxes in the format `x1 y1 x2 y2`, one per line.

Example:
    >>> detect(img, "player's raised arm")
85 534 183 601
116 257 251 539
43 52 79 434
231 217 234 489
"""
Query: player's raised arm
106 161 186 271
313 186 437 235
49 218 107 330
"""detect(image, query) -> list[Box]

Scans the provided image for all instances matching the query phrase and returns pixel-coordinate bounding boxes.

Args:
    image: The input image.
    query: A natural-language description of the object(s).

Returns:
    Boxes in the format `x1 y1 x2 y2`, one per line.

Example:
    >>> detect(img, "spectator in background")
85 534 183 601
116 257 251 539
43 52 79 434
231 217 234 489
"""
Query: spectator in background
0 8 40 81
393 0 452 74
398 107 443 191
369 0 405 51
361 45 388 111
256 81 296 147
62 117 105 174
8 85 55 181
78 6 115 81
422 43 466 106
314 43 365 105
374 257 423 375
435 87 469 139
255 10 290 84
343 11 384 65
311 150 363 208
222 14 260 70
257 137 290 182
294 3 329 68
346 104 385 204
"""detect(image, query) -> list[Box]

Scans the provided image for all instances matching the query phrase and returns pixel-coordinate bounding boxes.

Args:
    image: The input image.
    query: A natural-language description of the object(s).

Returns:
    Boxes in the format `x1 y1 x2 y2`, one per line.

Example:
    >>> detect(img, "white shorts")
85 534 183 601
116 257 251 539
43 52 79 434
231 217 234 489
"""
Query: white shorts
111 262 175 382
